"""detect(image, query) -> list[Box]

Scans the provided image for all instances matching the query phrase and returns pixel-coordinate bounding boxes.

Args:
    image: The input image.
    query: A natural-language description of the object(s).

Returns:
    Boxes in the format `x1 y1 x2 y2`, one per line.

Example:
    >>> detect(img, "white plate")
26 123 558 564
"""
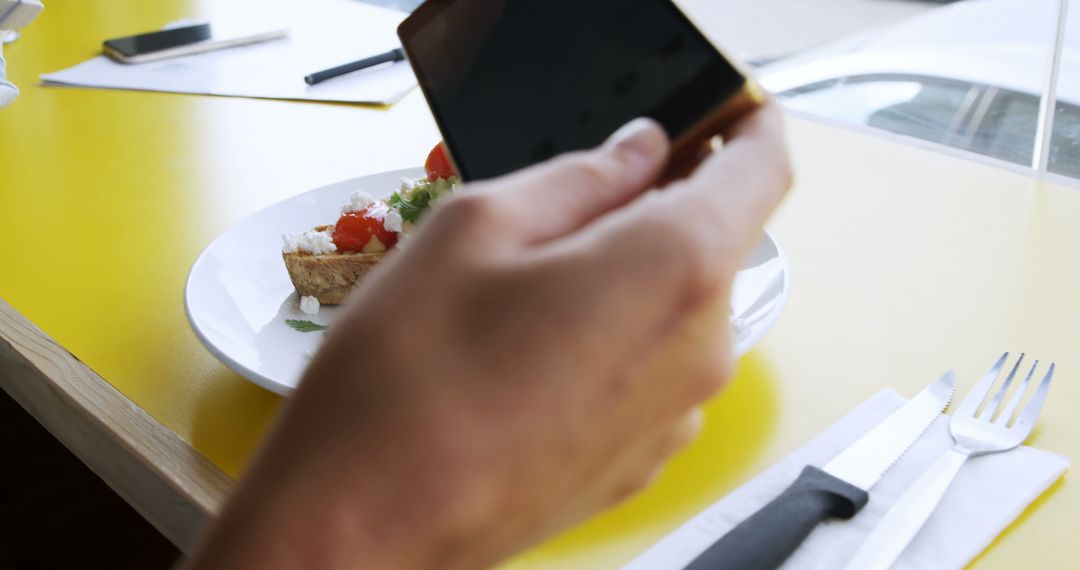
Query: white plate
185 168 791 395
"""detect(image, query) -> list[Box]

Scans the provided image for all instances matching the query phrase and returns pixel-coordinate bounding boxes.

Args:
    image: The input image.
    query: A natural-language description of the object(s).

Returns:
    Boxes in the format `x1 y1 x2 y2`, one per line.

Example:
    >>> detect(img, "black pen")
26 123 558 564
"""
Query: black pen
304 47 406 86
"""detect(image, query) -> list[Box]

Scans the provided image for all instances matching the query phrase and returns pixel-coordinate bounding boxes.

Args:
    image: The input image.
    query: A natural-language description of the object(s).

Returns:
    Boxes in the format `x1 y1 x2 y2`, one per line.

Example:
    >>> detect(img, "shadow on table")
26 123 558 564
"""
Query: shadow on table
186 348 780 567
503 351 781 568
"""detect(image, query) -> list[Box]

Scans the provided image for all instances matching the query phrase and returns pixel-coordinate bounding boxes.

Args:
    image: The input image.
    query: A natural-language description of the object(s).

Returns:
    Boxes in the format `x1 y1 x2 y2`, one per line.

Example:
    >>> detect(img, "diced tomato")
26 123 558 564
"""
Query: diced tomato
333 206 398 252
424 142 456 181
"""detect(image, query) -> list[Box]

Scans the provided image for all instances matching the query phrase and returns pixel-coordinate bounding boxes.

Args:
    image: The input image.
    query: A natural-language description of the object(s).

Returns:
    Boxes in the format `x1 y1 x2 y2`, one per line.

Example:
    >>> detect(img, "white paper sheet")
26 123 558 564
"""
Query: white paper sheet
40 1 417 105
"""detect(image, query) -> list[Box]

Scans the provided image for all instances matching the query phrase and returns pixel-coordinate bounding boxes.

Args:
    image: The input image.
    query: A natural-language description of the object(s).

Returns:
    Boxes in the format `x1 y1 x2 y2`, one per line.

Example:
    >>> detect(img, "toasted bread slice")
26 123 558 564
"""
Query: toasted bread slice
283 250 385 305
283 224 387 304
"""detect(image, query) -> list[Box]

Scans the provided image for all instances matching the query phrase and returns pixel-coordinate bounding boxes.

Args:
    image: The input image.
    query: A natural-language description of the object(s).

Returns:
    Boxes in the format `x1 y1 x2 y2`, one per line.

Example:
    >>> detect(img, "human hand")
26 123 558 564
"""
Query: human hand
186 101 791 570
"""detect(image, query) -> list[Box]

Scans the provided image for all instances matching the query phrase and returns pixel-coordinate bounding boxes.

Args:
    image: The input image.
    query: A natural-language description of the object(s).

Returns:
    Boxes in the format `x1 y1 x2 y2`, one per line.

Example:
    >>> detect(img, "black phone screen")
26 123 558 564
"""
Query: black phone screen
103 24 212 58
398 0 745 181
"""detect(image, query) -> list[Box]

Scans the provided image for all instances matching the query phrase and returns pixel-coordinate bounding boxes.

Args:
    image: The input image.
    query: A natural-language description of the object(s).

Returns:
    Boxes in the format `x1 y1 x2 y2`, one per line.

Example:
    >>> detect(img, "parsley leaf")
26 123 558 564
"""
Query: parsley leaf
390 189 433 223
286 319 329 333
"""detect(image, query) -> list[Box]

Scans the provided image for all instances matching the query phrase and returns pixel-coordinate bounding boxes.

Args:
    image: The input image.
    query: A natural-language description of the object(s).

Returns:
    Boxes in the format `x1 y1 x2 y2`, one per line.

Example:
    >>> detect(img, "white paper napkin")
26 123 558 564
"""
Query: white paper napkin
0 43 17 109
39 1 417 106
624 390 1070 570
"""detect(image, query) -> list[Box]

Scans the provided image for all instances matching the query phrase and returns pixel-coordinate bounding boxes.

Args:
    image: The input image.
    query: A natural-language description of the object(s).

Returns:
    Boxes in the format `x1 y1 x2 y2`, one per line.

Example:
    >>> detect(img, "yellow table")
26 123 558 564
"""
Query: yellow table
1 1 1076 567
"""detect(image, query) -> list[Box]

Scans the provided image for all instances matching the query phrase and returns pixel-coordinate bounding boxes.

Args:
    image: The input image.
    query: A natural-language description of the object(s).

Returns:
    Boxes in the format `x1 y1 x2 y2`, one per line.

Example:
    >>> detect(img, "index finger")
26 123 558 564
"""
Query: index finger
543 99 792 319
674 99 793 252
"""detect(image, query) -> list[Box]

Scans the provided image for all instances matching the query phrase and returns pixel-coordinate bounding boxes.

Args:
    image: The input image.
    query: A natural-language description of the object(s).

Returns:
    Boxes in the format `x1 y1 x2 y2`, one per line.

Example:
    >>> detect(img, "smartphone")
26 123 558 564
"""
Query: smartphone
103 23 289 64
397 0 762 182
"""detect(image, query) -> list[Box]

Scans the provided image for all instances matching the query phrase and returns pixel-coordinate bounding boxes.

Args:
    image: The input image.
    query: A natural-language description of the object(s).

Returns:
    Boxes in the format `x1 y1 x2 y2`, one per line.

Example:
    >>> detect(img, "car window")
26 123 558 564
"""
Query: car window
779 75 992 159
1049 0 1079 180
779 74 1080 179
965 87 1038 167
863 81 985 153
1050 104 1080 179
781 79 928 127
971 88 1080 178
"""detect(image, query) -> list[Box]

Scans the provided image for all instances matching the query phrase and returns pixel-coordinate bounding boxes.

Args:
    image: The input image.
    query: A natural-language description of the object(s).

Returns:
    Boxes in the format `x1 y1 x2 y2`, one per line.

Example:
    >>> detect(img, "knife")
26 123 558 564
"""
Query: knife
683 372 956 570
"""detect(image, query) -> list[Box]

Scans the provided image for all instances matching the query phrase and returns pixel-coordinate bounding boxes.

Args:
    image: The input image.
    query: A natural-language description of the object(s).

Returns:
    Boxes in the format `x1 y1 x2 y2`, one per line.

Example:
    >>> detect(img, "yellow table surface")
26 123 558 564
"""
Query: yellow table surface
1 1 1077 567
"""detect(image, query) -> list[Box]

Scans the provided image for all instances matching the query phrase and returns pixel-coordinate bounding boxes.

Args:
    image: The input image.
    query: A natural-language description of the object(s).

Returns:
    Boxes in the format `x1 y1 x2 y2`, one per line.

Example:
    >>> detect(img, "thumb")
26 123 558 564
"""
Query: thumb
477 118 670 244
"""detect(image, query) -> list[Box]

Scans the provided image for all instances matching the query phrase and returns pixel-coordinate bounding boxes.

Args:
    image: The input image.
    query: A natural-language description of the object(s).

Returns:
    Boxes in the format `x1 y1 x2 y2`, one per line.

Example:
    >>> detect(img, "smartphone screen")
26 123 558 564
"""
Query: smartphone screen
103 24 212 58
399 0 747 181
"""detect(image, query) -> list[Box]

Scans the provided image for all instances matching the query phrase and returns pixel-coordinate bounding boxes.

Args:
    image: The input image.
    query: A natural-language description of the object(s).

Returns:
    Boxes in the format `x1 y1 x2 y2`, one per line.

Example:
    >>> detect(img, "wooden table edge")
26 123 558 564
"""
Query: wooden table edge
0 297 231 555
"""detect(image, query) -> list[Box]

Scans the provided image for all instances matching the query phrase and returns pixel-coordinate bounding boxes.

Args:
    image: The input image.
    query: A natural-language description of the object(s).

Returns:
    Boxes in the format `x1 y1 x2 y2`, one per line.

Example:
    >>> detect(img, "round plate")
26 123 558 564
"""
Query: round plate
185 168 791 395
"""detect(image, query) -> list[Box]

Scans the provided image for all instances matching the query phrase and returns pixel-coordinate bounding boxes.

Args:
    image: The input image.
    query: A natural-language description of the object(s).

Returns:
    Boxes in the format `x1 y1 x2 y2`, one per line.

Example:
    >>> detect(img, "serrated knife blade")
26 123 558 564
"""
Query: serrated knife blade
683 372 956 570
823 372 956 490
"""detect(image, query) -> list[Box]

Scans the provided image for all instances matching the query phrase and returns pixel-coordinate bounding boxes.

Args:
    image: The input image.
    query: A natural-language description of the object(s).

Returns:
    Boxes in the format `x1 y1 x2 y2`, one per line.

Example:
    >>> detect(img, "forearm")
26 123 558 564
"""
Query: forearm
183 379 497 570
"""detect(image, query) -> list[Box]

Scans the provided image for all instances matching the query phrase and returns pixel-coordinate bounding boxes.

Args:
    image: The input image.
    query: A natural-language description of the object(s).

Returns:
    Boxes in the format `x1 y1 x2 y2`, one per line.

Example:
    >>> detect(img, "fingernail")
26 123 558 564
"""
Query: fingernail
606 118 667 162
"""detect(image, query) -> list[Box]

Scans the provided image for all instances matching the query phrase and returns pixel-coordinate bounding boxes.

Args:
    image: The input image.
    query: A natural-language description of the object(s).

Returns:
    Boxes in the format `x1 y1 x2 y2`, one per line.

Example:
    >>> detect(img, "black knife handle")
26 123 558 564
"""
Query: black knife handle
684 466 868 570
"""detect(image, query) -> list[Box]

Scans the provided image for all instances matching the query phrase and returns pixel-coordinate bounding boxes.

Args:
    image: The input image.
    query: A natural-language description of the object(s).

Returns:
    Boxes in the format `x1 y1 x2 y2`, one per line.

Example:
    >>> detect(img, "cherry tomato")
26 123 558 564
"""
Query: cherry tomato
424 142 456 181
333 206 399 252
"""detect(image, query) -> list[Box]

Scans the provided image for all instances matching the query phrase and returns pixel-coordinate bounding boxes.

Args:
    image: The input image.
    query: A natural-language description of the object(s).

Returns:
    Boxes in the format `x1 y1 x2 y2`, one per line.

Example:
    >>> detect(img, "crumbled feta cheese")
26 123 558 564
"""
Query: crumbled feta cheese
383 207 404 233
299 296 320 316
282 230 337 255
342 190 376 214
399 177 423 197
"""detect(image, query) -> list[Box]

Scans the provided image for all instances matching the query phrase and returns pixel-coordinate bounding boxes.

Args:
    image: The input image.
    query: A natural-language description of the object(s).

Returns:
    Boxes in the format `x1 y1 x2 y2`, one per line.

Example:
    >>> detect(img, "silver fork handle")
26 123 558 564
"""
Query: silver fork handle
842 446 971 570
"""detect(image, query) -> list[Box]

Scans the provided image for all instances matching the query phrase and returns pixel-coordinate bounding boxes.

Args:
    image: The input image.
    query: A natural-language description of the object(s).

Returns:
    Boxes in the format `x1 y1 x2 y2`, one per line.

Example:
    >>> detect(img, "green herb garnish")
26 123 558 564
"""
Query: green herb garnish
286 319 329 333
389 188 433 223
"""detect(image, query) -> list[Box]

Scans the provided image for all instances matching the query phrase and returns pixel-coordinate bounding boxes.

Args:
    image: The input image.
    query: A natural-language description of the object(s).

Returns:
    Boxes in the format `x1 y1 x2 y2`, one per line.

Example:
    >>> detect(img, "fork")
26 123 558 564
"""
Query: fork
843 352 1055 570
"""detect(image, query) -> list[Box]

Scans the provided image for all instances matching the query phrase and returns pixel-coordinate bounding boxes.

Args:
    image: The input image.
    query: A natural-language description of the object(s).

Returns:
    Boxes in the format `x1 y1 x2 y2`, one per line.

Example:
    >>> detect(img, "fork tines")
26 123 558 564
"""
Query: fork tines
960 352 1054 428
